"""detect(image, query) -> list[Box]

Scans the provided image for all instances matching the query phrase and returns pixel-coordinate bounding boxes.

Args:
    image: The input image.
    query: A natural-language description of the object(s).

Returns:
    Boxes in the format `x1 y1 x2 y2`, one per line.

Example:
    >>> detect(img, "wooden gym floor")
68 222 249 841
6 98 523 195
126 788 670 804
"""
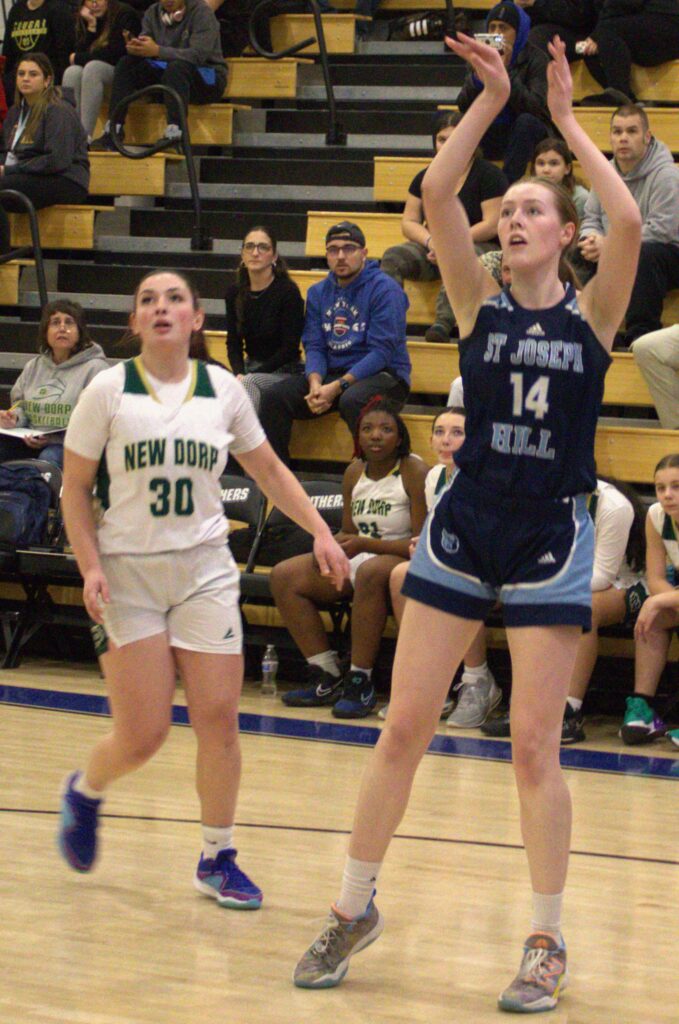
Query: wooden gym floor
1 659 677 1024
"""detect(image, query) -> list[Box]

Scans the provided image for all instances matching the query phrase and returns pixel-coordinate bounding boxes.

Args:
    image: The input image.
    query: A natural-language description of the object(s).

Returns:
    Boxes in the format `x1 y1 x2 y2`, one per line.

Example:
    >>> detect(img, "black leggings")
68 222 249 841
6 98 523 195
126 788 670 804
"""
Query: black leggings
587 14 679 97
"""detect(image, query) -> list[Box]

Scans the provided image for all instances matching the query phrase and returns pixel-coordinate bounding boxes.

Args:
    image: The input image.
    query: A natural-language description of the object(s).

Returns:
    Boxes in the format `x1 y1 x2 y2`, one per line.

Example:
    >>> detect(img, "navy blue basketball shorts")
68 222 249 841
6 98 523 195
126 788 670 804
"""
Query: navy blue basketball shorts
402 471 594 630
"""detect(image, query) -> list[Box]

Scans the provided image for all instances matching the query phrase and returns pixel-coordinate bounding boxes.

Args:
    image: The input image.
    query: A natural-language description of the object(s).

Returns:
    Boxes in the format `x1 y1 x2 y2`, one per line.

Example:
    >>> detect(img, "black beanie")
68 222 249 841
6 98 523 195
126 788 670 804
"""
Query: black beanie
486 2 521 32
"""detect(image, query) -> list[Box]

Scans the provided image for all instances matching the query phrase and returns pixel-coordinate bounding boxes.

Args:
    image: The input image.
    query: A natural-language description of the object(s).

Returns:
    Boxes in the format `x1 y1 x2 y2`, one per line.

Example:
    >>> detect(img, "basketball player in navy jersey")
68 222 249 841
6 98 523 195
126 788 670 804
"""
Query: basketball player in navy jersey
292 37 642 1012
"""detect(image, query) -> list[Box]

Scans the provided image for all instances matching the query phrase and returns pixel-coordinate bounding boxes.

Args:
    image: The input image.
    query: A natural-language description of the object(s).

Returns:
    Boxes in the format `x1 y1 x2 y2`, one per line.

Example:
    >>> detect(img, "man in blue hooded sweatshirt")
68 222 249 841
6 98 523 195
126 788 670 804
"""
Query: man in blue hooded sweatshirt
258 221 411 466
457 1 552 183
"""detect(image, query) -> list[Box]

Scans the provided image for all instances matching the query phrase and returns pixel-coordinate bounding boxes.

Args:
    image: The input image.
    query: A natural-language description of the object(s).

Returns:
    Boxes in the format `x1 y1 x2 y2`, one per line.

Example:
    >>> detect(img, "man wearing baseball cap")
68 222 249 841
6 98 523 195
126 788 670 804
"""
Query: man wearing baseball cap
258 221 411 465
457 1 552 182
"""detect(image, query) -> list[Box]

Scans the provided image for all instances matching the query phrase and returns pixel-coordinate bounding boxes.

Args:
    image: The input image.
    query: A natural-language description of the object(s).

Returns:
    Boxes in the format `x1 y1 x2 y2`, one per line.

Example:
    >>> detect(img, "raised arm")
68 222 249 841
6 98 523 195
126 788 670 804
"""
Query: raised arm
421 34 510 337
544 37 642 351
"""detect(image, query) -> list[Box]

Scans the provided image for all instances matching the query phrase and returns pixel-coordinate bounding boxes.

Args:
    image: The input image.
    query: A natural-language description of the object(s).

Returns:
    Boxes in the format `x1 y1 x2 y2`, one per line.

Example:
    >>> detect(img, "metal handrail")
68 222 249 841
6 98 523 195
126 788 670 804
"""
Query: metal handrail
109 84 213 251
248 0 346 146
0 189 48 307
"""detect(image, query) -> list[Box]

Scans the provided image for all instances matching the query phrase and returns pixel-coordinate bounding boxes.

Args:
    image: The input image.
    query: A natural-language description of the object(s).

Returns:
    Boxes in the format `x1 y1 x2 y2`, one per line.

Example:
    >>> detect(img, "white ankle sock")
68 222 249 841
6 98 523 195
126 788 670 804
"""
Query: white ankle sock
566 696 583 712
350 664 372 680
308 651 341 677
531 891 563 939
461 661 488 683
202 825 234 860
335 855 381 919
73 773 104 801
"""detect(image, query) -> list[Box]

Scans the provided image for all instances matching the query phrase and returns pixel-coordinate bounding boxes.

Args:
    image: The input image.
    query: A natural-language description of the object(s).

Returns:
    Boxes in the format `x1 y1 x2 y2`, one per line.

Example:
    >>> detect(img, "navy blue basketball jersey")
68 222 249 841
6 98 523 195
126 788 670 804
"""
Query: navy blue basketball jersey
455 284 610 500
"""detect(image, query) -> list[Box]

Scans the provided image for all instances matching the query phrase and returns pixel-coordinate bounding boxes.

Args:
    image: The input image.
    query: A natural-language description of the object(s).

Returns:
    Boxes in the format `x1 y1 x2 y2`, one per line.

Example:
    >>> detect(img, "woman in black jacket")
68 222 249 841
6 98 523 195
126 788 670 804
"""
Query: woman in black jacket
0 52 89 209
62 0 141 141
225 225 305 413
579 0 679 103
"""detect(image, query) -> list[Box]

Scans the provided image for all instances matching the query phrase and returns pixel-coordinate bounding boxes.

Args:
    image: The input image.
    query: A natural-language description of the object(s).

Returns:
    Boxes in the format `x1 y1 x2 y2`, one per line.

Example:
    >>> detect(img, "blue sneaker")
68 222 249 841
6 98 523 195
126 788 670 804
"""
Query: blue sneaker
282 665 343 707
193 848 262 909
332 670 377 719
58 770 101 872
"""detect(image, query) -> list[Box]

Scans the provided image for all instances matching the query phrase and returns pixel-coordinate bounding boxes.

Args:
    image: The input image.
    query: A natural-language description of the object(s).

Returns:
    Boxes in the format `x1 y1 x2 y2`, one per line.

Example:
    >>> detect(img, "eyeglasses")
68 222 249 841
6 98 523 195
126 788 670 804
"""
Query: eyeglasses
242 241 272 253
326 244 362 257
48 317 77 330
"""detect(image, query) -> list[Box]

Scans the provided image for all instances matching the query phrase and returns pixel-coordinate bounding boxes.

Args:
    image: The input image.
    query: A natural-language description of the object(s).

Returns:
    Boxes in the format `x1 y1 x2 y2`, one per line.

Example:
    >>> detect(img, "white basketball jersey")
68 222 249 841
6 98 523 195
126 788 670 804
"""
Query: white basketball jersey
648 501 679 571
65 358 265 555
350 460 412 541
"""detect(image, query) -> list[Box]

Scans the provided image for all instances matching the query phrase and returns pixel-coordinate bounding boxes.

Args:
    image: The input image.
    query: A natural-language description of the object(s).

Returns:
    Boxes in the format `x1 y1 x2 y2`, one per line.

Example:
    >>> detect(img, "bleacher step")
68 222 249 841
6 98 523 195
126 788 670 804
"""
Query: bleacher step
95 235 307 256
297 85 460 101
232 132 430 151
166 183 374 202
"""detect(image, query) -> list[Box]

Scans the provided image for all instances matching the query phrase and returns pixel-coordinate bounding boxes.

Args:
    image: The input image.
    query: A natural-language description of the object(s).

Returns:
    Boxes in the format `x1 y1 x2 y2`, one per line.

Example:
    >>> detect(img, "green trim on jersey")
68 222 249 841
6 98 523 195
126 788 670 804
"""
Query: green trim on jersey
662 512 678 543
194 360 216 399
96 450 111 511
124 358 149 396
125 357 202 404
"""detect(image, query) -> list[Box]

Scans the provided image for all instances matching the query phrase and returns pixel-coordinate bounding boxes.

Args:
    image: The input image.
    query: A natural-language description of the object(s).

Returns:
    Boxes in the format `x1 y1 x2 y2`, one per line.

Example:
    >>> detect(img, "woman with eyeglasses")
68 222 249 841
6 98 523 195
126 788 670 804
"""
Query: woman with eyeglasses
0 299 108 469
62 0 141 143
224 225 305 414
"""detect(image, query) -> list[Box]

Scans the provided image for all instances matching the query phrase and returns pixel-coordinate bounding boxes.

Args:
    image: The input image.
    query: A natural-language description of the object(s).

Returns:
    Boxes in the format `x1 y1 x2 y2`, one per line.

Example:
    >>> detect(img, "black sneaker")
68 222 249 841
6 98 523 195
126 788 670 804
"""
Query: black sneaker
561 704 586 745
282 665 343 707
480 711 510 737
332 670 377 719
580 88 632 107
424 323 451 344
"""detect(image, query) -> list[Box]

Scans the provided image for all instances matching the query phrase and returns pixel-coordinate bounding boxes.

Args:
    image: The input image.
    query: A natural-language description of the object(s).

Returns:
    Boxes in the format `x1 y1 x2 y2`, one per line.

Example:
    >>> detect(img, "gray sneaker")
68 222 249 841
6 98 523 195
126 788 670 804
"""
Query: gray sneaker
446 672 502 728
498 933 568 1012
293 900 384 988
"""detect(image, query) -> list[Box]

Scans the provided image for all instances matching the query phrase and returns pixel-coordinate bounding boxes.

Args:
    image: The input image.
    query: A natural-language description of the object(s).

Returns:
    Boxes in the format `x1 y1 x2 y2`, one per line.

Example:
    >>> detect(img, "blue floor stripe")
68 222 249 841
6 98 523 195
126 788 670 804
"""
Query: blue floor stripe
2 683 678 780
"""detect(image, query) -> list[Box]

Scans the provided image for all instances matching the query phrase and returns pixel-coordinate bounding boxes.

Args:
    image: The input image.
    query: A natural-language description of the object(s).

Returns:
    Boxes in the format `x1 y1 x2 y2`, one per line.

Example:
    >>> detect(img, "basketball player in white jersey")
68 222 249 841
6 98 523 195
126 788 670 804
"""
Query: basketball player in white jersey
57 270 349 910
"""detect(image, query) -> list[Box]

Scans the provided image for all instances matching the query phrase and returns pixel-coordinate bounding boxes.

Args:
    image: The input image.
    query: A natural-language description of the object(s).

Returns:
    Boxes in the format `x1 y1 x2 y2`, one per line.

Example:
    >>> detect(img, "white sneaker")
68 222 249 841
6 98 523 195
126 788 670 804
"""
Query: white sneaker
379 690 455 722
446 671 501 728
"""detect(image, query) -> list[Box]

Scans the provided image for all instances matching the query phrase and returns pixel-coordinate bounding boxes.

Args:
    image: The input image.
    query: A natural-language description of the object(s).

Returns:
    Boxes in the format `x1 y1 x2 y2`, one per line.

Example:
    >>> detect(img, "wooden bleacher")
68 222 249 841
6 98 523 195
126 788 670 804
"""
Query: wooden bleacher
8 205 114 250
0 260 34 305
204 331 657 410
224 57 311 100
89 152 183 197
270 13 362 54
288 411 676 484
94 102 248 146
571 60 679 104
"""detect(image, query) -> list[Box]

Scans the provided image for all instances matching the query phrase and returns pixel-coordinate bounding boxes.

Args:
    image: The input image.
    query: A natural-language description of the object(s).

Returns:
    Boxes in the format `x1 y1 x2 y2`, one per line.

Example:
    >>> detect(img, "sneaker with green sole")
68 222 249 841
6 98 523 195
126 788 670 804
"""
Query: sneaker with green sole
293 900 384 988
498 932 568 1013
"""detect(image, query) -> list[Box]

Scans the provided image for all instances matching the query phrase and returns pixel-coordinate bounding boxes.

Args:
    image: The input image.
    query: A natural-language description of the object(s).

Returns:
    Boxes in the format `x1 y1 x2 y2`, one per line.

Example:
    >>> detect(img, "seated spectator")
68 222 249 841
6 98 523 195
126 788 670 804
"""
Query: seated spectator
258 221 411 465
62 0 141 143
631 324 679 429
0 300 108 469
578 0 679 106
2 0 75 100
271 399 428 718
225 225 304 414
384 406 500 725
91 0 227 151
622 453 679 748
381 111 507 345
577 104 679 346
0 54 90 211
457 2 552 183
515 0 597 61
483 477 648 743
530 136 589 220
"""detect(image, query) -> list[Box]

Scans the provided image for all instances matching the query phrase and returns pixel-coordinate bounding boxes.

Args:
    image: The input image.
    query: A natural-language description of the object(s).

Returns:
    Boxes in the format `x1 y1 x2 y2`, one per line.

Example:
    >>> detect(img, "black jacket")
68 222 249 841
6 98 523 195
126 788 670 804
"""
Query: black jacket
458 43 552 128
73 3 142 67
528 0 598 33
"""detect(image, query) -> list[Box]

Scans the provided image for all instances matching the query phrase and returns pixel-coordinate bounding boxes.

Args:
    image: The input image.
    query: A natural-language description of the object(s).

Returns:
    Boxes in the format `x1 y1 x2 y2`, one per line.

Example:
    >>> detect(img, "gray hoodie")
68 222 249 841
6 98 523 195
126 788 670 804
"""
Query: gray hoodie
10 343 109 430
141 0 226 75
580 137 679 249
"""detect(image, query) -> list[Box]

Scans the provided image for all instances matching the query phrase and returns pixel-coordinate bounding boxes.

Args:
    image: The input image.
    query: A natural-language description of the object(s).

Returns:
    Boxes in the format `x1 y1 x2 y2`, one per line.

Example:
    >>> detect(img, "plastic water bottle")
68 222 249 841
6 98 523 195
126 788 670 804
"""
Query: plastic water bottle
261 644 278 697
